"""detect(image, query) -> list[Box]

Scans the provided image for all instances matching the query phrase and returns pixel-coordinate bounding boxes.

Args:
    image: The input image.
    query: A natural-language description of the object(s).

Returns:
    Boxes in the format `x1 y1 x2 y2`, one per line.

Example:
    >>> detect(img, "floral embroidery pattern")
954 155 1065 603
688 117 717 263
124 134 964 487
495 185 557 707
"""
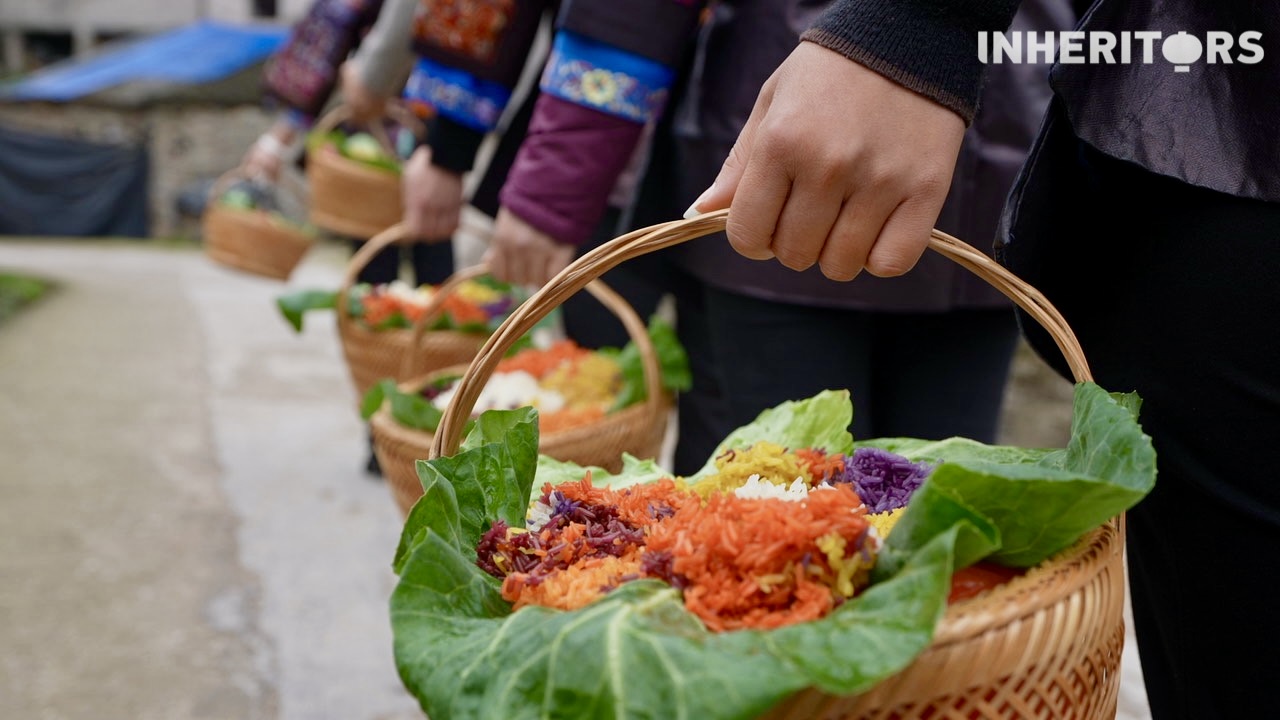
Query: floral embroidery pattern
542 58 669 124
403 58 511 131
413 0 515 63
263 0 366 116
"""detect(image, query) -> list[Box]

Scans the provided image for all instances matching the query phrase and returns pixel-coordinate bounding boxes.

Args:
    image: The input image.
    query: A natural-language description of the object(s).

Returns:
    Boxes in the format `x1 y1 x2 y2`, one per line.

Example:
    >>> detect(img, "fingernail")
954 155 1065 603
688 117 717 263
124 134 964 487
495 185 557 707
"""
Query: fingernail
682 186 714 219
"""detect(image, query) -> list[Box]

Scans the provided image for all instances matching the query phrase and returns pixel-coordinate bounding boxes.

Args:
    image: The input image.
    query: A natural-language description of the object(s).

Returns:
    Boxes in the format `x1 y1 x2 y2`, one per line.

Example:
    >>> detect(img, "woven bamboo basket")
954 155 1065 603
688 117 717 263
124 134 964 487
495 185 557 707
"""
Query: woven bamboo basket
373 277 671 517
306 104 420 239
429 210 1124 720
201 170 314 281
336 223 489 402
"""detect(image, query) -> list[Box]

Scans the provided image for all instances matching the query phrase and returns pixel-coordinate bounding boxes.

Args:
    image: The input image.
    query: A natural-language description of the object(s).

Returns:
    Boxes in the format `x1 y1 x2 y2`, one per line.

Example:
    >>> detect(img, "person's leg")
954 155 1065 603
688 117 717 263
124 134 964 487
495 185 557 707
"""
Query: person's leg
701 286 875 441
409 238 455 286
664 267 729 475
561 206 669 350
869 308 1019 443
352 237 402 285
1013 138 1280 719
348 236 411 477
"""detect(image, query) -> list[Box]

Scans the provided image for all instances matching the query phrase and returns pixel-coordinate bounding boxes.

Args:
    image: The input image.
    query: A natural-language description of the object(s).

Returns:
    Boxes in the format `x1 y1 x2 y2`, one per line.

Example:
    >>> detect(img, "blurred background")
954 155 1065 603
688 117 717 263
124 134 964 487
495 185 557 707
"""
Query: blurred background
0 3 1131 719
1 1 307 240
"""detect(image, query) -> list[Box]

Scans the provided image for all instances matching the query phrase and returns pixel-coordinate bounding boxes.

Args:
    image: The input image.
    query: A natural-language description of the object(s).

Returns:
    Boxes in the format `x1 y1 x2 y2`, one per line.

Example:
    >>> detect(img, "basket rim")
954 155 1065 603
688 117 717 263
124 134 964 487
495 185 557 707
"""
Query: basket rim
930 518 1120 644
306 140 403 183
431 211 1094 459
203 203 316 246
370 361 674 451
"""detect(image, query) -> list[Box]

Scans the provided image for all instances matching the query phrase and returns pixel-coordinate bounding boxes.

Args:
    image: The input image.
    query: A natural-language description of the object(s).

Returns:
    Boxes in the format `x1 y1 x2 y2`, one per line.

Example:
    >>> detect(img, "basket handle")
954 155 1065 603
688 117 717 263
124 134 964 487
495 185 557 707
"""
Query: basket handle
336 222 416 338
206 166 309 215
311 101 425 159
399 268 664 423
431 210 1091 459
399 263 493 378
207 169 249 202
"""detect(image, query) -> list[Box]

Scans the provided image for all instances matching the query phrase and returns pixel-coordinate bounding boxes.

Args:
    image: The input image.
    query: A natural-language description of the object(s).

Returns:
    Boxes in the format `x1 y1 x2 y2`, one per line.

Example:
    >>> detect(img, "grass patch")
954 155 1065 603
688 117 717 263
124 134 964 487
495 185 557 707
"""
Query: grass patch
0 272 51 325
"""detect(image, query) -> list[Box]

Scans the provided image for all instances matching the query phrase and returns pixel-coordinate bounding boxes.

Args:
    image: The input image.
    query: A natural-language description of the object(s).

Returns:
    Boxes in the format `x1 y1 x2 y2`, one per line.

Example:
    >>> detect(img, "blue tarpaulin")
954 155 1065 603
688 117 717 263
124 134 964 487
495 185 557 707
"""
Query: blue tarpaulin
1 21 287 103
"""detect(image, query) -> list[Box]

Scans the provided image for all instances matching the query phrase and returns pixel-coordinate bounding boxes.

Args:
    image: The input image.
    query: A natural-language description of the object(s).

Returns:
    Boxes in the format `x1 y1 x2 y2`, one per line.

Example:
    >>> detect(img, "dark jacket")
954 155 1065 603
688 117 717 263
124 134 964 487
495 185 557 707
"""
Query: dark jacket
807 0 1280 204
664 0 1072 311
490 0 1072 311
1049 0 1280 203
262 0 386 122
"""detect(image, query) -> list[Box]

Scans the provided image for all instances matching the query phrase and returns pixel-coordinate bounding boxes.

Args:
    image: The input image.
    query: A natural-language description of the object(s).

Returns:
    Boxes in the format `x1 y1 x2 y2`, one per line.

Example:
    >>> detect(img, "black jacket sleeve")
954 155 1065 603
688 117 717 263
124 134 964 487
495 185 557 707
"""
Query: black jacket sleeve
801 0 1023 124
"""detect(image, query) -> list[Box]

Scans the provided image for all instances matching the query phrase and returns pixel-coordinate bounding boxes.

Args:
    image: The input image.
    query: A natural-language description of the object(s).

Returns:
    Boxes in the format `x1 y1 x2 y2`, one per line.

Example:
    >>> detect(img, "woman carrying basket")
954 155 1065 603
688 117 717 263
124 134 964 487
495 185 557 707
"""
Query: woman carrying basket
477 0 1071 464
242 0 456 474
688 1 1280 718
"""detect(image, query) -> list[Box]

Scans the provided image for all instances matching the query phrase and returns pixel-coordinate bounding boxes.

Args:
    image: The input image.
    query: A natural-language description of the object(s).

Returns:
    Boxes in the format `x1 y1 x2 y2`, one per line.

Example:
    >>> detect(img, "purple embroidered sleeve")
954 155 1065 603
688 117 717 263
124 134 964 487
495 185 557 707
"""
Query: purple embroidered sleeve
262 0 385 121
499 94 643 246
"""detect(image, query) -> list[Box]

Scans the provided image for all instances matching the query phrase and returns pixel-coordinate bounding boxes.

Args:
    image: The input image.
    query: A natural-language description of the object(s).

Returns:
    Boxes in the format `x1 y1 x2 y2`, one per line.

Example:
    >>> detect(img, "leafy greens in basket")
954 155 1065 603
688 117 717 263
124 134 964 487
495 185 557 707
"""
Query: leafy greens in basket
361 316 691 435
275 276 521 334
390 383 1155 720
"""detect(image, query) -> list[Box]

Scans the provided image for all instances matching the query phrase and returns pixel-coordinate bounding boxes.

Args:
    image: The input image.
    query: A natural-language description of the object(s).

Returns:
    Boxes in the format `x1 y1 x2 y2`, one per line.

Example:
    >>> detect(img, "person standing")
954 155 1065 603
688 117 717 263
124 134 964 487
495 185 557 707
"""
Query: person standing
479 0 1071 462
689 2 1280 717
242 0 456 475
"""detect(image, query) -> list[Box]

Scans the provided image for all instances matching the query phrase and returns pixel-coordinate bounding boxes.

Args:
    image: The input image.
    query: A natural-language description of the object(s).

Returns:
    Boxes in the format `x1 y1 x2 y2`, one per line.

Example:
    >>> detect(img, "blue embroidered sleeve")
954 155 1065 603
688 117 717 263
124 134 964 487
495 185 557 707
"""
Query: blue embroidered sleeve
403 0 551 133
538 31 676 124
402 56 513 132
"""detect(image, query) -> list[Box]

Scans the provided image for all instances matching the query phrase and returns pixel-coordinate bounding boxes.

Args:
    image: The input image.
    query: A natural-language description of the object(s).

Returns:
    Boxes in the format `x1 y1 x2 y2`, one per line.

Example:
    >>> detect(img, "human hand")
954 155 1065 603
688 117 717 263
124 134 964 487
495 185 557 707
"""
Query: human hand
402 146 464 241
689 42 965 281
484 208 575 287
340 60 388 124
241 125 293 183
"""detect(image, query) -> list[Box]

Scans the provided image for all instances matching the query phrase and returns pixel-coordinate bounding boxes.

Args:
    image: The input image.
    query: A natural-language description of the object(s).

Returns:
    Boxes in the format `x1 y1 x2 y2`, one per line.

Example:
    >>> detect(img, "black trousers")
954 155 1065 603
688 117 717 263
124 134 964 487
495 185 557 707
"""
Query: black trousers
350 237 456 472
350 238 455 286
561 207 728 476
1002 103 1280 719
701 288 1019 443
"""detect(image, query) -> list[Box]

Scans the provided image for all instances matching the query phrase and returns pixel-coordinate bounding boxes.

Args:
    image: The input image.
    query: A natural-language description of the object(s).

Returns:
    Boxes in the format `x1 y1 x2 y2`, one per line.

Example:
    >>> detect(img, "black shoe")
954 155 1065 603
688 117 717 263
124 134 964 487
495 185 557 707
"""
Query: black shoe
364 427 384 478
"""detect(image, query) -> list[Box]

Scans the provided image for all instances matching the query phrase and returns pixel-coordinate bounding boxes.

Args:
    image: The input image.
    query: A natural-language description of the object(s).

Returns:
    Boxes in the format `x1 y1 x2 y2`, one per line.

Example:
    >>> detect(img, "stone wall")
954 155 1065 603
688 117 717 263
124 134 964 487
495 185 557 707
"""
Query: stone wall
0 102 276 238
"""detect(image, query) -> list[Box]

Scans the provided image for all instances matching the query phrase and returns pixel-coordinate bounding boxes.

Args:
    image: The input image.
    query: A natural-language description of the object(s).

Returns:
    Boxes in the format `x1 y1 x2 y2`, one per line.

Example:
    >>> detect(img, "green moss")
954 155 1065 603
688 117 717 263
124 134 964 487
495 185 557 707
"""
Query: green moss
0 272 51 325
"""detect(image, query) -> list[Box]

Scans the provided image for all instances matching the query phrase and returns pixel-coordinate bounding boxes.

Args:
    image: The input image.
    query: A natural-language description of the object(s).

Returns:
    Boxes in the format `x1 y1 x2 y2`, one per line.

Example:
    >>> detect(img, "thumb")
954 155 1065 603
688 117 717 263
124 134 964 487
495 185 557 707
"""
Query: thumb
683 82 772 218
684 120 754 218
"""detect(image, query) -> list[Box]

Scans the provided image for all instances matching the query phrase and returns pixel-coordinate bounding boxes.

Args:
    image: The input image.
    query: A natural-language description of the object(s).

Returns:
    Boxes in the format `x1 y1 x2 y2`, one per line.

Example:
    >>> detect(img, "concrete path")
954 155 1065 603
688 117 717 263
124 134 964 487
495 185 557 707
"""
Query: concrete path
0 236 1151 720
1 238 421 720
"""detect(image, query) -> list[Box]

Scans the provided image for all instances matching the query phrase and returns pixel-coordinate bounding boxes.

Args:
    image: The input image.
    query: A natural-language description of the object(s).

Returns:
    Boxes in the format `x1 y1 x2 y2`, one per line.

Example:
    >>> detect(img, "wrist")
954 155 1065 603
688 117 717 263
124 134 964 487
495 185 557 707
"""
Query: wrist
255 132 289 159
424 115 486 174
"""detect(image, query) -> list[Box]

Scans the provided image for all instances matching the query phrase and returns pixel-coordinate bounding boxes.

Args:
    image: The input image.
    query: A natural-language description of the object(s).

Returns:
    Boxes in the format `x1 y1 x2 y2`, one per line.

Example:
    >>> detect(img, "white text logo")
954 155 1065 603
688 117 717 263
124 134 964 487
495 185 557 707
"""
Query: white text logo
979 31 1264 72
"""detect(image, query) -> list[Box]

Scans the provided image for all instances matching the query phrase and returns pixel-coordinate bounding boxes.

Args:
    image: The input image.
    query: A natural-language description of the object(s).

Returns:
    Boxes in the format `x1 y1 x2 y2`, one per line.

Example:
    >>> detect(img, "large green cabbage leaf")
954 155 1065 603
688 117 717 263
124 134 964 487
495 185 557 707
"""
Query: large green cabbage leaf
391 382 1154 720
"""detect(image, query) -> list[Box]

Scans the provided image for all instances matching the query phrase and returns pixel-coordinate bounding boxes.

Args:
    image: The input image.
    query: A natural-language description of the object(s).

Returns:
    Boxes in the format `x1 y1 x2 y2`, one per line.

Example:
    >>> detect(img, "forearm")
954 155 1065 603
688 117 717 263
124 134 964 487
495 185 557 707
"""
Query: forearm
350 0 417 98
261 0 386 122
500 0 705 245
801 0 1023 124
403 0 551 173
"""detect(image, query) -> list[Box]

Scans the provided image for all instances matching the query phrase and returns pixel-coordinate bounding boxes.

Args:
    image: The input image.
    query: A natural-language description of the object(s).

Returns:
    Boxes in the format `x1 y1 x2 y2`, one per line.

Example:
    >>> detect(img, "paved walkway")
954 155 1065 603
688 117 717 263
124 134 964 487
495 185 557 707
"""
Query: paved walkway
0 236 1151 719
1 238 421 720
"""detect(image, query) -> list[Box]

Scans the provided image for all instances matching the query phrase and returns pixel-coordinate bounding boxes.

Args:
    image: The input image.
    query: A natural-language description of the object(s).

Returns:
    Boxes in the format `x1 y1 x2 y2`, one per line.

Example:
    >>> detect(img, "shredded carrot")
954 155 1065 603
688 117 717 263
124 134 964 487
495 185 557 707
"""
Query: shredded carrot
360 293 400 326
496 339 592 379
553 476 698 527
645 485 872 631
539 405 608 434
486 467 879 631
441 293 488 327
